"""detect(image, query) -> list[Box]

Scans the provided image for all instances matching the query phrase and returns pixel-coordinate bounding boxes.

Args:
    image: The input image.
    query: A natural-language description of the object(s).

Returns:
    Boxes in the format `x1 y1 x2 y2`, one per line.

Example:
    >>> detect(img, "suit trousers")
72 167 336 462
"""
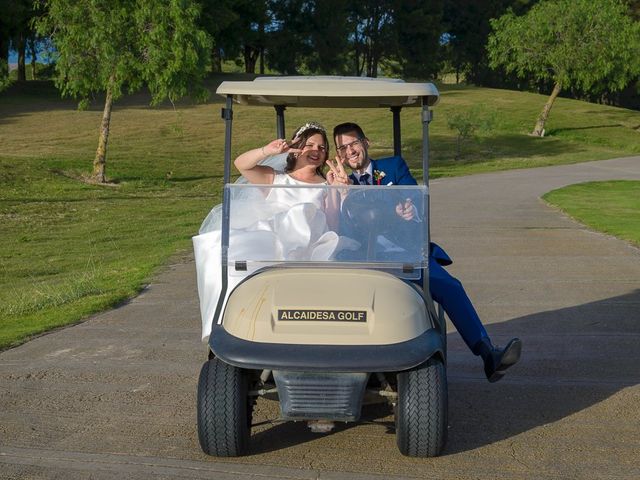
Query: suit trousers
428 257 488 351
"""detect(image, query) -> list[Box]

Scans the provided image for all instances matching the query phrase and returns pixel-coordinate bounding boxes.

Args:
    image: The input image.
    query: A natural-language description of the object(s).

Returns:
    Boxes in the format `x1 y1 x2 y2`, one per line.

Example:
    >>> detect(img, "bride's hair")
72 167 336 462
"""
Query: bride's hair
285 123 329 178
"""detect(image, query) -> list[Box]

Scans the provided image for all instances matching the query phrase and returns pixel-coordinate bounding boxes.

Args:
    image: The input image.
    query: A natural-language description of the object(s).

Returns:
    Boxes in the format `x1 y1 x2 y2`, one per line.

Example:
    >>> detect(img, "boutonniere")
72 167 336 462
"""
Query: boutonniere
373 170 386 185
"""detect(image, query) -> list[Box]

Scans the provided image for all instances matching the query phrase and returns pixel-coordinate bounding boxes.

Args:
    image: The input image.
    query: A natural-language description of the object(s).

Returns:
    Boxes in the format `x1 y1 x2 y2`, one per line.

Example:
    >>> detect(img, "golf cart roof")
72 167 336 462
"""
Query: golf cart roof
216 76 439 108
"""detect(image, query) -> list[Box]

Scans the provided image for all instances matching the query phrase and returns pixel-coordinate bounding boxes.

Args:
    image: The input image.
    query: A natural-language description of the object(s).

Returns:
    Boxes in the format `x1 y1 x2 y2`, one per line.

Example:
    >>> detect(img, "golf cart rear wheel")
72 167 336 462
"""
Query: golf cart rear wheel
395 356 448 457
197 357 252 457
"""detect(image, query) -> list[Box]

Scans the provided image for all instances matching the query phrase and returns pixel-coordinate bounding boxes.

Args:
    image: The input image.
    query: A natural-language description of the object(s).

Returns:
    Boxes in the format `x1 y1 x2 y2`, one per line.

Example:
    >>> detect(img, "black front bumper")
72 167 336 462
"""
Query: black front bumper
209 324 444 372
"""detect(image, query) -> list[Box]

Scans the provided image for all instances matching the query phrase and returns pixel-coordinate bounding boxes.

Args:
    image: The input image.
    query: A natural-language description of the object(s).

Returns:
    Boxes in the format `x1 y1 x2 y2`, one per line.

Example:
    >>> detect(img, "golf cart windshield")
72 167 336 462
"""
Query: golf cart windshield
223 183 429 272
210 76 440 280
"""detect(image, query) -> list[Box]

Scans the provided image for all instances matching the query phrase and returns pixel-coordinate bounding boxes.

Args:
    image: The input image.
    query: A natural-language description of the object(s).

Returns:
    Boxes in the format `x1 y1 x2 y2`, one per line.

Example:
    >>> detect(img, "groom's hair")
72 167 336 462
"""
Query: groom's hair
333 122 366 142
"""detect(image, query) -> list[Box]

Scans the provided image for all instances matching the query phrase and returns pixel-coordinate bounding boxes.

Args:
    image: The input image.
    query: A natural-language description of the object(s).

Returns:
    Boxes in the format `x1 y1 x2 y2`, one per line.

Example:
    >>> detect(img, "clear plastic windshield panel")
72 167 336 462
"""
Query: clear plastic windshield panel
222 184 429 277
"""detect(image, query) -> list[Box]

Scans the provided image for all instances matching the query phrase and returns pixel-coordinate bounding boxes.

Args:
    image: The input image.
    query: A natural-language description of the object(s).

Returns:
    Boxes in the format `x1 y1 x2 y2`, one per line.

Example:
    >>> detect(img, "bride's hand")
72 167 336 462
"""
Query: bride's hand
263 136 302 156
326 156 351 185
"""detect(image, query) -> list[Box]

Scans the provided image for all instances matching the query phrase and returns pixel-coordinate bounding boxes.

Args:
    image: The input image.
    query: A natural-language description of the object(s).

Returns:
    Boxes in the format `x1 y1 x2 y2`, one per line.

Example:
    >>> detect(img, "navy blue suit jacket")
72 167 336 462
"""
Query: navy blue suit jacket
346 158 486 350
348 156 417 186
343 156 451 265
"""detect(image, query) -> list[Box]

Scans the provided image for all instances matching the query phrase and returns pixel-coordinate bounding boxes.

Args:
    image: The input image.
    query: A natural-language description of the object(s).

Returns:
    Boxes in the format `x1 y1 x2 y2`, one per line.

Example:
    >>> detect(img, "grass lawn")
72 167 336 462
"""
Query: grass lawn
543 181 640 247
1 75 640 349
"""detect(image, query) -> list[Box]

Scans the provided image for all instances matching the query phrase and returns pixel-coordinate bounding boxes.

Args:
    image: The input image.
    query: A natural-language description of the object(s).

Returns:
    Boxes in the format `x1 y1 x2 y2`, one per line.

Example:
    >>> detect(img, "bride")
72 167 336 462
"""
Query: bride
194 122 355 340
234 121 348 229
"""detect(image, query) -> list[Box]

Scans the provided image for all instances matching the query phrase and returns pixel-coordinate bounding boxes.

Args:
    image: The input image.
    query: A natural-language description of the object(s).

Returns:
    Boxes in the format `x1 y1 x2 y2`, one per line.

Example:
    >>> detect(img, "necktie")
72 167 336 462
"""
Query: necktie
359 173 370 185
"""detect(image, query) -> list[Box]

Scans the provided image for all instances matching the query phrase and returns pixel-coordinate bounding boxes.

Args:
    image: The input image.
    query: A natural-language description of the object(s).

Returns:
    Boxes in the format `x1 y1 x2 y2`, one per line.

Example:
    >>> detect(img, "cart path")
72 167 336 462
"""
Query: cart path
2 156 640 479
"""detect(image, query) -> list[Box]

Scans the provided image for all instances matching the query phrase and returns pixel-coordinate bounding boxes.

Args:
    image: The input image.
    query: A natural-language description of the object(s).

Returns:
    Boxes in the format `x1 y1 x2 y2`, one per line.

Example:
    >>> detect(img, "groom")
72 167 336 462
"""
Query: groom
332 122 522 383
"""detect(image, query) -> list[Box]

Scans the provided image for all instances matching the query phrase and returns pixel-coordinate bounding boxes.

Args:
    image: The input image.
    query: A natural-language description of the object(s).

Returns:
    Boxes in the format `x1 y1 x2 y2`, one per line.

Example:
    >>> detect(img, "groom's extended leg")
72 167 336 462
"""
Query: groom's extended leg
428 258 487 349
428 258 522 382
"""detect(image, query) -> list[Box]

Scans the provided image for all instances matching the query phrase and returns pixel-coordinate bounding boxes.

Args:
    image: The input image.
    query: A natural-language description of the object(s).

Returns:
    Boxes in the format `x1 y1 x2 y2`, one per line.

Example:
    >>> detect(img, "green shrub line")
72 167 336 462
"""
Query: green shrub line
1 78 639 350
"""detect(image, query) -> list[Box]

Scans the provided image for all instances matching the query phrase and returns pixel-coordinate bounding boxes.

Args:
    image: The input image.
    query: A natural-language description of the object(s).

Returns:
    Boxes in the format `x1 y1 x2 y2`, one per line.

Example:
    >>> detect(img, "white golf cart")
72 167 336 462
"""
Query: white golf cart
194 76 446 458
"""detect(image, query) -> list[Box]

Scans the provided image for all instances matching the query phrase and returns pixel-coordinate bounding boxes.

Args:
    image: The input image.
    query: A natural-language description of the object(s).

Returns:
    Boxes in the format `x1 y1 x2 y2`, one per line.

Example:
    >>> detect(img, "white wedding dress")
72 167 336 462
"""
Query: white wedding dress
193 169 358 341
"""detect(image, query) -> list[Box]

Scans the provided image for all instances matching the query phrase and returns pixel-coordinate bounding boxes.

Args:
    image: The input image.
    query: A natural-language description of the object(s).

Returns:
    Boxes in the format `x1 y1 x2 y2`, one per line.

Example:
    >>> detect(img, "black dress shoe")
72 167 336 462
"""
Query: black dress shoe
474 337 522 383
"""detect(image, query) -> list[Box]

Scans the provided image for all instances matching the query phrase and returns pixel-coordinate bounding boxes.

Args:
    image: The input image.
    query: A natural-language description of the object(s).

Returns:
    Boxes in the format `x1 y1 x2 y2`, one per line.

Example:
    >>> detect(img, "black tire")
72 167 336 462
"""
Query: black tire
395 356 448 457
197 357 252 457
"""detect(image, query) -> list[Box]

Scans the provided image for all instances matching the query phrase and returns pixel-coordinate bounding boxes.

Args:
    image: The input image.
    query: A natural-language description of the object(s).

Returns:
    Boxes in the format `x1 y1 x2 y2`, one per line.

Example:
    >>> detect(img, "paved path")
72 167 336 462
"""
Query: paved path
2 157 640 479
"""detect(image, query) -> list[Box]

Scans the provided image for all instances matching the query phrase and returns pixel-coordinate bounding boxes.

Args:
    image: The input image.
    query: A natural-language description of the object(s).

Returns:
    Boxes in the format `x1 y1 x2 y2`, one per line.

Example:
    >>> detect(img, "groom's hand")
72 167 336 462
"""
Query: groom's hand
395 198 416 221
326 156 352 185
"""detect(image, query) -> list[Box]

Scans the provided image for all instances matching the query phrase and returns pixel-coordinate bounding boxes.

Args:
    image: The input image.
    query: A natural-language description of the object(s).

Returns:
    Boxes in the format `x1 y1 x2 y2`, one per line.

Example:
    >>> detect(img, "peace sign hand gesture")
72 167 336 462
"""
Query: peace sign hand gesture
326 156 352 186
262 136 303 157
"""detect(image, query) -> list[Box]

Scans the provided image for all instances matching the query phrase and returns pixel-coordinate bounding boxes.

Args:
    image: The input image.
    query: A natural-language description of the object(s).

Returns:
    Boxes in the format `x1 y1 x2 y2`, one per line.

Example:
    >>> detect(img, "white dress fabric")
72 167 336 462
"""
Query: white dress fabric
193 170 358 341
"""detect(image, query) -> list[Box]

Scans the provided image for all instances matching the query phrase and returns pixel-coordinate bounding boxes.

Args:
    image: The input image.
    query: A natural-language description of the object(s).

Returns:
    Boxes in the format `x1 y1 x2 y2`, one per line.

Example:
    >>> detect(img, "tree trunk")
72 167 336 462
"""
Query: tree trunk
353 26 361 75
532 82 562 137
0 38 8 78
17 33 26 82
243 45 257 73
92 82 114 183
29 39 37 80
259 46 264 74
258 21 265 75
365 41 374 77
212 46 222 72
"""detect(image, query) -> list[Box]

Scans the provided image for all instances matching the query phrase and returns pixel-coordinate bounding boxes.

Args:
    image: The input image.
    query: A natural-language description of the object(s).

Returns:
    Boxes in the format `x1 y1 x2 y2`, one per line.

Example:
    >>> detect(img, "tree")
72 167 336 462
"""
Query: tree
266 0 309 74
394 0 444 79
442 0 534 85
200 0 241 72
37 0 211 183
347 0 396 77
306 0 350 74
488 0 640 136
235 0 268 73
362 0 396 77
0 0 28 84
266 0 351 75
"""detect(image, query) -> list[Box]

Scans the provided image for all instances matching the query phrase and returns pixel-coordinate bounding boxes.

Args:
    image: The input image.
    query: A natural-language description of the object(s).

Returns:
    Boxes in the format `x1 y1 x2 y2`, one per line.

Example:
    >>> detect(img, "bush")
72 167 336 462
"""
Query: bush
447 105 497 159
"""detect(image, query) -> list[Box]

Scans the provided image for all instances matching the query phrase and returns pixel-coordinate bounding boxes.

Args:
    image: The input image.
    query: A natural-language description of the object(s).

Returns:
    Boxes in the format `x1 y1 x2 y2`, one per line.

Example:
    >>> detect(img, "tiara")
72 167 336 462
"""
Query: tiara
293 122 326 138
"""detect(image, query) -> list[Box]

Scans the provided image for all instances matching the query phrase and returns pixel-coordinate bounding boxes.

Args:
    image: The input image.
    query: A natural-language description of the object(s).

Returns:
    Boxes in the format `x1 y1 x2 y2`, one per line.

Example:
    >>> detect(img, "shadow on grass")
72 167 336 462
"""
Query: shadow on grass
547 124 623 135
404 132 586 165
110 173 222 184
0 74 250 125
167 175 220 183
246 289 640 456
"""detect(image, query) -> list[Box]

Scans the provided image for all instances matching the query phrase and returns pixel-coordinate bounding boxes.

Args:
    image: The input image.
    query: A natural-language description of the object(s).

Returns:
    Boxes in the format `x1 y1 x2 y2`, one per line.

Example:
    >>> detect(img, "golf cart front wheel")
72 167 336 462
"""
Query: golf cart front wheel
395 356 448 457
197 357 252 457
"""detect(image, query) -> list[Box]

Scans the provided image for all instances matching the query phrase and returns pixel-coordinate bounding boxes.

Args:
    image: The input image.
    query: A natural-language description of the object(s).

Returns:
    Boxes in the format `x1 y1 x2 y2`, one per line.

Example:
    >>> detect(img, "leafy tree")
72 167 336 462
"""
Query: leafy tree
200 0 241 72
347 0 396 77
629 0 640 19
200 0 269 74
394 0 444 79
11 0 29 82
236 0 269 73
0 0 28 84
265 0 308 74
442 0 534 84
267 0 350 75
0 2 8 79
306 0 350 74
37 0 211 183
488 0 640 136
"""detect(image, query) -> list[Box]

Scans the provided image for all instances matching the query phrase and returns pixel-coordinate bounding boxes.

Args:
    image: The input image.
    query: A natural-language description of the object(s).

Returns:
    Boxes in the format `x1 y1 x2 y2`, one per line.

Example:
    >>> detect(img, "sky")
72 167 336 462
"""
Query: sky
8 51 47 64
7 41 54 66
